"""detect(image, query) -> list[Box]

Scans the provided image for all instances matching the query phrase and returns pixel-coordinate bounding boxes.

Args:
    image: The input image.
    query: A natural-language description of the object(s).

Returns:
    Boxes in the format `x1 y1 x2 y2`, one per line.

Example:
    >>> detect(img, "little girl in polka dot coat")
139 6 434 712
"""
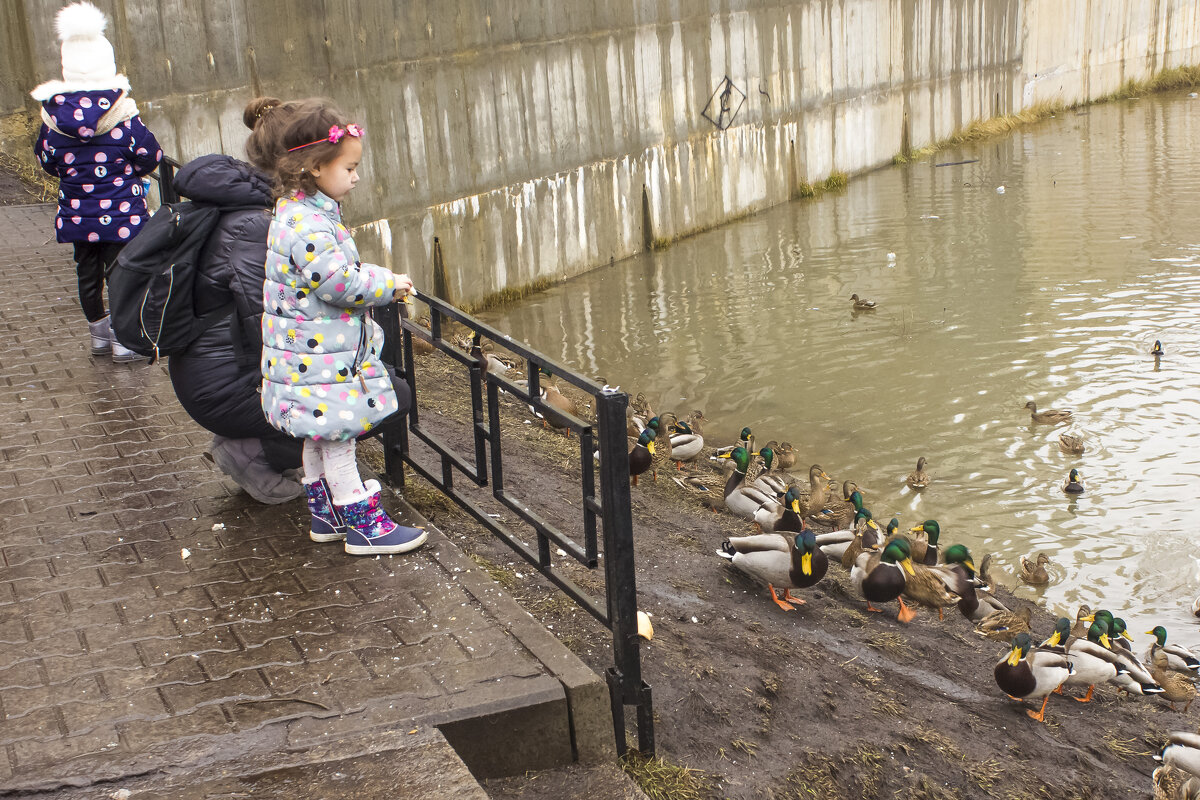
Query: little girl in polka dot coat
258 98 426 557
30 2 162 361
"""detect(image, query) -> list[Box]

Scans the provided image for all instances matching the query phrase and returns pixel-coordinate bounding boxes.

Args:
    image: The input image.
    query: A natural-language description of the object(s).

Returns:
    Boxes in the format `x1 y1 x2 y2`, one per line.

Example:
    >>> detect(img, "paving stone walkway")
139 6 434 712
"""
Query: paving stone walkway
0 204 608 797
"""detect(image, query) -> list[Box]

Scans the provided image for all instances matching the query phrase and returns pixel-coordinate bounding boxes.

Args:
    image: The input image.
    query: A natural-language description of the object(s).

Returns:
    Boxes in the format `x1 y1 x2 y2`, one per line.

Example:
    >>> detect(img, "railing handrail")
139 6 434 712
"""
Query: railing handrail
376 296 654 757
150 155 183 205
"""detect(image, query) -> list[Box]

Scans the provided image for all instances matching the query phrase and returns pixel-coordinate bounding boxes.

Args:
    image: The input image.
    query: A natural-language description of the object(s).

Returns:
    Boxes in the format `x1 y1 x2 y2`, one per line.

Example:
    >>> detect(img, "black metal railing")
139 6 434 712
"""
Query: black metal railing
376 296 654 757
150 155 182 205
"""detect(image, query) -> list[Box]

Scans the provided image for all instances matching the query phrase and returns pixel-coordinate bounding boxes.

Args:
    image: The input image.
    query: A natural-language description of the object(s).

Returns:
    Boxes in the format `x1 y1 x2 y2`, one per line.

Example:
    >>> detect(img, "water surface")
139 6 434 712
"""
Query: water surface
480 91 1200 636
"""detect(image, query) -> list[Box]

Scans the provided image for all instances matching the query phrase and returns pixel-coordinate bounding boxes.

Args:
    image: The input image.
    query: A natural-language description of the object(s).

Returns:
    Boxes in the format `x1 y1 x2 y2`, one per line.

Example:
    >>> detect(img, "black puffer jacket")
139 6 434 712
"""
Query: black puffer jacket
166 155 303 470
173 154 273 361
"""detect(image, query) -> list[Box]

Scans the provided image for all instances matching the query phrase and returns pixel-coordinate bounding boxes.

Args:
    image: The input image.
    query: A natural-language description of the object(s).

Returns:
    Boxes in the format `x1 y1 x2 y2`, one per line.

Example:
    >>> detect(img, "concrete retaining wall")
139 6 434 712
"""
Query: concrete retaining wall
5 0 1199 304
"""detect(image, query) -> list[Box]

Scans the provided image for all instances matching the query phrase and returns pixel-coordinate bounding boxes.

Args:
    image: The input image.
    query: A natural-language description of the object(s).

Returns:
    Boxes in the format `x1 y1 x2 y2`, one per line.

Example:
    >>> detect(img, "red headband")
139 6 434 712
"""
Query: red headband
287 123 364 152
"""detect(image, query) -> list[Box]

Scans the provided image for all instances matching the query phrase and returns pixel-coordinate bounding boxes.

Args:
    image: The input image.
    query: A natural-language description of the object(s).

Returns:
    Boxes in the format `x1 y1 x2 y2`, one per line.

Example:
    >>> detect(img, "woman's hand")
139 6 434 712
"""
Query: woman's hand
392 273 415 302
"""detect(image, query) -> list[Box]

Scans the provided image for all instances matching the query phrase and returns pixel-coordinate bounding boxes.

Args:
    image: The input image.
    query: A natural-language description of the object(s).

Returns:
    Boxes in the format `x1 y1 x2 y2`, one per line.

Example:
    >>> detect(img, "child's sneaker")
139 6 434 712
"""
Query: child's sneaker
305 477 348 542
337 482 427 555
88 316 112 355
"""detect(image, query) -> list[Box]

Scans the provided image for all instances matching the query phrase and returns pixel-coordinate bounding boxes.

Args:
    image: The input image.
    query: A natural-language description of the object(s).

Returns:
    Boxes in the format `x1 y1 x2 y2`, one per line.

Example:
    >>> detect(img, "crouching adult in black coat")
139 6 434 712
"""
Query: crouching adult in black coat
169 143 411 503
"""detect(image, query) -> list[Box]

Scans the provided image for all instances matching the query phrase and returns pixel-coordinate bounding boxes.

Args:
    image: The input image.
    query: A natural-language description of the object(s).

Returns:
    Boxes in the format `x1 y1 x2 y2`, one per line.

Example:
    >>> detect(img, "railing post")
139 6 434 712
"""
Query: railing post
375 302 408 486
595 390 653 755
156 156 181 205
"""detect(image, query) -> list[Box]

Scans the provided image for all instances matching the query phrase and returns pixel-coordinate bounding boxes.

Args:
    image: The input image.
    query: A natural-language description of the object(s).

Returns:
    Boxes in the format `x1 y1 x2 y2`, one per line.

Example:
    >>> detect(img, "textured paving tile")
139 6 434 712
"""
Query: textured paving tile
0 204 569 795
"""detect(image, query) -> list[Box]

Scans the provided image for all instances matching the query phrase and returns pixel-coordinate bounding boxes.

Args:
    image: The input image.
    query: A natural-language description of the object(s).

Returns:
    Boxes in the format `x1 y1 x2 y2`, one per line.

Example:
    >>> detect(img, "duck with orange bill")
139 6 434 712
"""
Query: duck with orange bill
718 529 829 611
993 632 1072 723
851 538 918 622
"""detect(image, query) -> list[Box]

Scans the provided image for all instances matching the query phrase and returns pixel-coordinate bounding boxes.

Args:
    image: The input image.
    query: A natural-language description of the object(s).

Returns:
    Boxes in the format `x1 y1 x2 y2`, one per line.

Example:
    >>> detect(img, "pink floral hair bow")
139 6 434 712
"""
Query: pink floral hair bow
288 123 364 152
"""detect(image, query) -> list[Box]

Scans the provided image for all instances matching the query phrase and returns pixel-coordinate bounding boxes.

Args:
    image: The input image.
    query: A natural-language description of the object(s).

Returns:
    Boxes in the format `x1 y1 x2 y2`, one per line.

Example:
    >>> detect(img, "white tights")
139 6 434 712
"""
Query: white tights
302 438 369 505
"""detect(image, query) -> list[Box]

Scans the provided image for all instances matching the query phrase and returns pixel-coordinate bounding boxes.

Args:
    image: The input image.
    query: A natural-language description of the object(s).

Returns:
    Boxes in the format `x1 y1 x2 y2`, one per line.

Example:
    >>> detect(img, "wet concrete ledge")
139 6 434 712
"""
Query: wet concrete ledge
0 203 612 797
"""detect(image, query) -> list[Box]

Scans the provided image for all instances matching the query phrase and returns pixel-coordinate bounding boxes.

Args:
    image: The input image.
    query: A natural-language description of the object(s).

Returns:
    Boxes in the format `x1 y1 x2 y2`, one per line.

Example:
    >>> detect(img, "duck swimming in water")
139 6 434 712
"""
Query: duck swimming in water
850 293 877 310
1058 433 1085 455
905 456 930 490
1019 553 1051 586
1062 468 1085 494
1024 401 1073 424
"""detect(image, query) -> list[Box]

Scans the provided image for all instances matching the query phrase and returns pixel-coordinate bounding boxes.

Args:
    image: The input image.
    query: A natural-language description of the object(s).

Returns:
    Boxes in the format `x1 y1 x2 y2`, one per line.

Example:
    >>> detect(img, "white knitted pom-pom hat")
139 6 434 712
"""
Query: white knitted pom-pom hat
55 2 116 84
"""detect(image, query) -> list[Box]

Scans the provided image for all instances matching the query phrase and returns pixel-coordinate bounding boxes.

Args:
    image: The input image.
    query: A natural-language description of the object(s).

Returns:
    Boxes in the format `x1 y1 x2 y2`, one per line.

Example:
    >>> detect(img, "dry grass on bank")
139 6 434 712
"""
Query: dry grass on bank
0 151 57 203
895 64 1200 166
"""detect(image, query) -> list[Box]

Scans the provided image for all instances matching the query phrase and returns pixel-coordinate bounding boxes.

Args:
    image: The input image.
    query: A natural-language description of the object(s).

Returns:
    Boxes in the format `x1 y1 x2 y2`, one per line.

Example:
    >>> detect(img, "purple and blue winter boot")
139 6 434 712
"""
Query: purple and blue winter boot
337 482 427 555
305 477 348 543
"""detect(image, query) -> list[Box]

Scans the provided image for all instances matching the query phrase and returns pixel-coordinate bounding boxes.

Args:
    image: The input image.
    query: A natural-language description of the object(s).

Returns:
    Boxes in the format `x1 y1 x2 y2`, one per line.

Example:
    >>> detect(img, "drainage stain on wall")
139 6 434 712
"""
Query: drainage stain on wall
5 0 1200 303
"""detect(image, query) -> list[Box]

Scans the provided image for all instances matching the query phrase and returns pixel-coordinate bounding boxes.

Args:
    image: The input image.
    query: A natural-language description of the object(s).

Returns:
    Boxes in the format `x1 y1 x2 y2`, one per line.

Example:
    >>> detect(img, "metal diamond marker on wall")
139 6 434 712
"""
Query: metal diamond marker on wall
701 76 746 130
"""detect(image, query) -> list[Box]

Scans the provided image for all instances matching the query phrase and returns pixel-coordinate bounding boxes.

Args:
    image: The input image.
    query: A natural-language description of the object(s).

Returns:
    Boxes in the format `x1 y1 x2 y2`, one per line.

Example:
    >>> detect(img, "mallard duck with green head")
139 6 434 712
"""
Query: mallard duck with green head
760 486 807 534
1089 609 1134 651
815 484 862 529
719 529 829 610
628 428 656 487
1152 339 1165 357
1061 618 1162 701
1062 469 1085 494
937 544 1009 621
667 419 705 467
1024 401 1073 424
1146 626 1200 675
838 510 883 569
851 538 917 622
718 446 779 521
713 426 755 458
749 445 794 496
907 520 942 567
993 632 1072 723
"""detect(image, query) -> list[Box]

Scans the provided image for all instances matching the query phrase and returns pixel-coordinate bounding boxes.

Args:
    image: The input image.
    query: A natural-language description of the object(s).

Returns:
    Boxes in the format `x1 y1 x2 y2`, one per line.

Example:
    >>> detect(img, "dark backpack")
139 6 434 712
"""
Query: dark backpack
108 201 230 362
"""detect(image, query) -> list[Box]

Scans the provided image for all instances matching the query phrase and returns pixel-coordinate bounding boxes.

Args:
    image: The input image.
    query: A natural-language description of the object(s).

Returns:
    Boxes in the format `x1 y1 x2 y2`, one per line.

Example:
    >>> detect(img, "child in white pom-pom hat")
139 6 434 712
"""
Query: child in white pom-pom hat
30 1 162 362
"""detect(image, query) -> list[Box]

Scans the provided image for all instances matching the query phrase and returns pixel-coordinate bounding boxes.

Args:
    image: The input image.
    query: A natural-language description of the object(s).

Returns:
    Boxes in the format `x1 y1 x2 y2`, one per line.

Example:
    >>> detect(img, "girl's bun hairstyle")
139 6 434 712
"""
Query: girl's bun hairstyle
243 96 282 130
244 96 299 173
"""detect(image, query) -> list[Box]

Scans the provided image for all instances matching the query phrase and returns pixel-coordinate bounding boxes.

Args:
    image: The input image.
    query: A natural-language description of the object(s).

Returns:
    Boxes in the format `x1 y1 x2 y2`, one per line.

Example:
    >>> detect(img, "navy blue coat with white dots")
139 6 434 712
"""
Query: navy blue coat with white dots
34 88 162 244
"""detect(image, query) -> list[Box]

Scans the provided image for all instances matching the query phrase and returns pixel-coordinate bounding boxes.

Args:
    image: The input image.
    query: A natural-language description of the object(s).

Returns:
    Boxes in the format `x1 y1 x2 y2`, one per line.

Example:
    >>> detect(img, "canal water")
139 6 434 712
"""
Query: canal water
479 90 1200 636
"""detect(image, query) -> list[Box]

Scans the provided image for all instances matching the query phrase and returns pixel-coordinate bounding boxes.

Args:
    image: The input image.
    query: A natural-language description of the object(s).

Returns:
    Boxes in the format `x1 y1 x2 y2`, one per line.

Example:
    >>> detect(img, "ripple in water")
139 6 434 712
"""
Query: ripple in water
480 90 1200 643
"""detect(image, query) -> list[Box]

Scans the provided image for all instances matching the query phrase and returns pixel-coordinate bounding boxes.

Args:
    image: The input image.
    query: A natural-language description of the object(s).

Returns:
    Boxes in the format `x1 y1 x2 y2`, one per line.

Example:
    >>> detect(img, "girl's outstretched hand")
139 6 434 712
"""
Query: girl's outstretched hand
392 273 415 302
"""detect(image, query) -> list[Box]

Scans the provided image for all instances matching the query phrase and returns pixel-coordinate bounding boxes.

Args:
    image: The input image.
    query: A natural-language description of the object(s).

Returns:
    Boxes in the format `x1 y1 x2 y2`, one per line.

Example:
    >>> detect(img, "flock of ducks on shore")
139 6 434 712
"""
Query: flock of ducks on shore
454 327 1196 793
616 367 1200 796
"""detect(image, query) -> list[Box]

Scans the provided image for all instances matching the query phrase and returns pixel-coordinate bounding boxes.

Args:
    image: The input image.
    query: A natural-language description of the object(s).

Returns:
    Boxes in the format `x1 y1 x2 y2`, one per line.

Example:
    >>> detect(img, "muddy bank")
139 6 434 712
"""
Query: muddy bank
383 346 1183 800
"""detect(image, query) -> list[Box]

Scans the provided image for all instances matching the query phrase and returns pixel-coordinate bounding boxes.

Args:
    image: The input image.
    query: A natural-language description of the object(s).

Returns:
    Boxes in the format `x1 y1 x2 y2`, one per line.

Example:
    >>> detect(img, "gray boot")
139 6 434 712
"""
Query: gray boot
110 326 144 363
87 316 112 355
207 435 305 504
